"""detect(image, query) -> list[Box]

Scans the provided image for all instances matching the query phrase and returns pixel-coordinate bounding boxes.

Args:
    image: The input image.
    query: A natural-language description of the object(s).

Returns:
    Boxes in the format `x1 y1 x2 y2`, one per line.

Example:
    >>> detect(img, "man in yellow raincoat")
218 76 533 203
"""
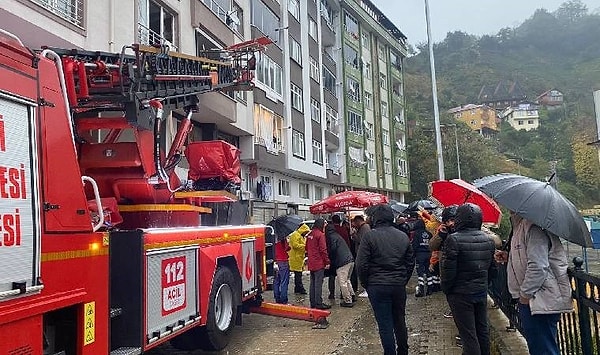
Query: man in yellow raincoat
289 224 311 294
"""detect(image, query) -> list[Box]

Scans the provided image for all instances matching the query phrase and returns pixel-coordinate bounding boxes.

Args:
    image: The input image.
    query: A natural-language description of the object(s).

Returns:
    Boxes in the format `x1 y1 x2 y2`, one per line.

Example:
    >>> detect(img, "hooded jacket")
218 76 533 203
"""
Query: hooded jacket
325 224 354 269
507 215 573 315
440 203 495 295
288 224 310 272
306 219 330 271
356 204 415 288
411 219 433 255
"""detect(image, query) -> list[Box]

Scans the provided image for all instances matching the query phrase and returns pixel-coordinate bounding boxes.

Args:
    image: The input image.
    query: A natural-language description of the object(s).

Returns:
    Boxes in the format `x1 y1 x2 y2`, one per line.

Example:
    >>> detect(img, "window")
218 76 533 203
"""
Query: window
344 12 359 38
323 68 336 96
379 73 387 89
395 132 406 150
347 78 361 102
398 159 408 177
378 43 386 61
384 158 391 174
365 121 374 140
299 183 310 199
518 120 524 125
344 44 359 69
309 18 317 39
278 179 291 196
33 0 84 27
256 54 283 96
291 84 303 112
364 92 372 109
320 0 334 29
361 31 370 50
312 140 323 164
288 0 300 20
390 51 402 70
528 120 534 124
326 105 338 134
348 110 363 135
314 186 324 201
253 104 284 153
138 0 176 49
381 101 388 117
290 38 302 65
310 98 321 123
366 152 375 171
292 130 305 158
309 57 320 82
382 129 390 145
364 62 371 79
251 0 281 40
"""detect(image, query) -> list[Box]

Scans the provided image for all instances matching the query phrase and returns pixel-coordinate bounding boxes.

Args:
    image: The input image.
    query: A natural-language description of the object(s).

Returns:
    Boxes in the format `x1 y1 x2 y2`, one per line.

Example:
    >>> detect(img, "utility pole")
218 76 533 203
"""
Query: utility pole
424 0 445 180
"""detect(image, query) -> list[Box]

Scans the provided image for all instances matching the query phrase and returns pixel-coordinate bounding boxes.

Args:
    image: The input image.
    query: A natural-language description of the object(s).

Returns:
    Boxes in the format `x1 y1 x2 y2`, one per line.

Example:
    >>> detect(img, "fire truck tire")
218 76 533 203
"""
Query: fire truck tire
171 266 238 351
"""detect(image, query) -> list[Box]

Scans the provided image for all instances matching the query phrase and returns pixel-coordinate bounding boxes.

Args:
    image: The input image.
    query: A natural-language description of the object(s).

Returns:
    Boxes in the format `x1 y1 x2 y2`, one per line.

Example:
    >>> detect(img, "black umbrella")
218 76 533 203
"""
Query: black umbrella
390 202 409 215
474 173 593 248
268 214 304 241
405 199 437 213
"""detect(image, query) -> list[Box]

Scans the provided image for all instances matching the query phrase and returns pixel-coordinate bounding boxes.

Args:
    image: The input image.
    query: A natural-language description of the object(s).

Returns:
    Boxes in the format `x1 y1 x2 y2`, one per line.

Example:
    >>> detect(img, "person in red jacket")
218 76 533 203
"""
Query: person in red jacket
306 218 331 309
273 236 291 304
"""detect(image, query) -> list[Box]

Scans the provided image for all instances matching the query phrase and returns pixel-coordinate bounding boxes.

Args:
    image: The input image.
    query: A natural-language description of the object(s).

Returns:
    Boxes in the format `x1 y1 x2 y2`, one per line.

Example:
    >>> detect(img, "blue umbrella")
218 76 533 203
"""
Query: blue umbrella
474 173 593 248
583 217 600 249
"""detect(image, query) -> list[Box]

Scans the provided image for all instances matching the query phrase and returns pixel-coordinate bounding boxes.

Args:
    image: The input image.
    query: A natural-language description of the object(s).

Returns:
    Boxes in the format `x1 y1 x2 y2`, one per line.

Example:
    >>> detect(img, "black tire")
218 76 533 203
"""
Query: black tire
170 266 238 351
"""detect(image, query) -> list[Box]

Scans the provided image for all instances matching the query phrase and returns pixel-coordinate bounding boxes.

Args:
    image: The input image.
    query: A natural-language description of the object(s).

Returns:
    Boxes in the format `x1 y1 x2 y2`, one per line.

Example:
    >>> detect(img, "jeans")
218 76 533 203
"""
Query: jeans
446 293 490 355
367 285 409 355
273 261 290 304
518 303 560 355
309 269 325 308
293 271 305 291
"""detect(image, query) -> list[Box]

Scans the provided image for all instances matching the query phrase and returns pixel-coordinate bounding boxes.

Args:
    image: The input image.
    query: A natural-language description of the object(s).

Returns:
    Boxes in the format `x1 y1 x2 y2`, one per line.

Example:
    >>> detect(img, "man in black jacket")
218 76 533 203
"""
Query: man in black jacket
441 203 495 355
356 204 415 355
325 224 356 307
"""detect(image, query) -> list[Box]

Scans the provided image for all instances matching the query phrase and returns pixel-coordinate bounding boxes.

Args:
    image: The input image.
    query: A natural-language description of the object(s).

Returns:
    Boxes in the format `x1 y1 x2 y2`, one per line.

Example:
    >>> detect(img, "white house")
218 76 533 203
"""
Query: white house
500 102 540 131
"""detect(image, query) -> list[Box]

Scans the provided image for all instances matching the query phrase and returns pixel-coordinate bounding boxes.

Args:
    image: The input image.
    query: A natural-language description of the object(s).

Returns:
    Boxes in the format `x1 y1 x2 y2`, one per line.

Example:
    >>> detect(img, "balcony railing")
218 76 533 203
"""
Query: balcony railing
138 23 178 52
326 119 340 136
31 0 84 27
202 0 228 22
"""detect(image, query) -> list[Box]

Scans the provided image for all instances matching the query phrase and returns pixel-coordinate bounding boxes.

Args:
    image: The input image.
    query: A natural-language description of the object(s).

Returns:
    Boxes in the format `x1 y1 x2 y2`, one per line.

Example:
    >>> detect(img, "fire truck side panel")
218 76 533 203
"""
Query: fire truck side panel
37 58 93 232
0 316 43 354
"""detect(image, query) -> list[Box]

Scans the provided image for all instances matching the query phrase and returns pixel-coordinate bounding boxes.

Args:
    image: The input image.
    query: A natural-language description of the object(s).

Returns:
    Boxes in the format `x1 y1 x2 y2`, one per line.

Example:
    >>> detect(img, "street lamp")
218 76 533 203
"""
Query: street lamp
424 0 445 180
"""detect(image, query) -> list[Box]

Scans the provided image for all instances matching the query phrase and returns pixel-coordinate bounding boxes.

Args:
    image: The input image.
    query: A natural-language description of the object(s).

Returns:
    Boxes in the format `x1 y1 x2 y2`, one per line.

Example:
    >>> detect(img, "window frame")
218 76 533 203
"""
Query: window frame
292 129 306 158
290 83 303 112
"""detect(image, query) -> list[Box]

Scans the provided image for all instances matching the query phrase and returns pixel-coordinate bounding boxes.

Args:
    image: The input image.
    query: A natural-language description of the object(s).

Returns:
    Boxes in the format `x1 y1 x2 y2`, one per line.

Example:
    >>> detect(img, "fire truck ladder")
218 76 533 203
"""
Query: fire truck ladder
47 37 271 127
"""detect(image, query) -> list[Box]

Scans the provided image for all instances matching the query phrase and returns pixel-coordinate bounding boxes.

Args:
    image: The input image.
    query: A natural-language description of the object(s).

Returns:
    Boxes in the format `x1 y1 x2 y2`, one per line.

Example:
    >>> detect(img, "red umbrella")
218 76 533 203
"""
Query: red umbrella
429 179 502 227
310 190 388 215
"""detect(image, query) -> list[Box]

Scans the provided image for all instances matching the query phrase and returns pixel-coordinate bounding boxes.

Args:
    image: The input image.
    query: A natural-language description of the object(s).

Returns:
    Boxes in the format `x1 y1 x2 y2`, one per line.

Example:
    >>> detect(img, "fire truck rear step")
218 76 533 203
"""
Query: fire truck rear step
110 347 141 355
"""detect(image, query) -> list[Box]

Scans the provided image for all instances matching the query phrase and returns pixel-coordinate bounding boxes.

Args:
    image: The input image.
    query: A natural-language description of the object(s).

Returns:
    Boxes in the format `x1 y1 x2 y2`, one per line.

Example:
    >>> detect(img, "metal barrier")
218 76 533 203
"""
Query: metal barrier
489 257 600 354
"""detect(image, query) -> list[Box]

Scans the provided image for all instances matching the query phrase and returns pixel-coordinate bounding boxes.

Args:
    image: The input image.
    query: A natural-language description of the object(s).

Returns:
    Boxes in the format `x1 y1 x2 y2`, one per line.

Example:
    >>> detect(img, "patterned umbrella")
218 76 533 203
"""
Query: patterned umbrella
310 190 388 215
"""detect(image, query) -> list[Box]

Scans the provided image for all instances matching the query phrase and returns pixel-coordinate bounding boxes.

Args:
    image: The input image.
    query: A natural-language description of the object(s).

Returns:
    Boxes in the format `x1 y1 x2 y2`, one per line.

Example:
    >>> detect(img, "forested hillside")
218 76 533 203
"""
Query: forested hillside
404 0 600 208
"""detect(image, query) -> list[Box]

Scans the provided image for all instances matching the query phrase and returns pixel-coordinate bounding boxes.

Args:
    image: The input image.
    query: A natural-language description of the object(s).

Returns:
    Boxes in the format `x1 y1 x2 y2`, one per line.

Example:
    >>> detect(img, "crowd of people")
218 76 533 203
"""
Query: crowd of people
271 200 571 355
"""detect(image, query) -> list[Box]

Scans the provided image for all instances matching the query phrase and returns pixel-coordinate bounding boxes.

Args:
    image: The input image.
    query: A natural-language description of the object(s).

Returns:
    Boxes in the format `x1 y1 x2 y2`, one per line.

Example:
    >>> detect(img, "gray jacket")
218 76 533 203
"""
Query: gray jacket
508 218 573 315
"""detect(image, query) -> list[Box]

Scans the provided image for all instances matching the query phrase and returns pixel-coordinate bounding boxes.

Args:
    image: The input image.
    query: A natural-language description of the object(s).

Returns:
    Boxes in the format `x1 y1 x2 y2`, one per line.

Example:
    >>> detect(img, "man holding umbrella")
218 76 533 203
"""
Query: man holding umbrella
474 173 592 355
494 212 572 355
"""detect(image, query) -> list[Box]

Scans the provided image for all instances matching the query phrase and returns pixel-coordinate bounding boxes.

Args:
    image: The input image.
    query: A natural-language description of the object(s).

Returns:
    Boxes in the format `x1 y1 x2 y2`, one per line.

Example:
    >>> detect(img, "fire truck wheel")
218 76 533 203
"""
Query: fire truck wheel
171 266 238 351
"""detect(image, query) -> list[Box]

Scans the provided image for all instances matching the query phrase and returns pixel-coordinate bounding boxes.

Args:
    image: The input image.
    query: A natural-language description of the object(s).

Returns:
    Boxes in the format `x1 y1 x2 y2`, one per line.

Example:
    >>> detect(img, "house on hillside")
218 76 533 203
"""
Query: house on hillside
536 89 564 110
500 102 540 131
448 104 499 138
478 80 527 110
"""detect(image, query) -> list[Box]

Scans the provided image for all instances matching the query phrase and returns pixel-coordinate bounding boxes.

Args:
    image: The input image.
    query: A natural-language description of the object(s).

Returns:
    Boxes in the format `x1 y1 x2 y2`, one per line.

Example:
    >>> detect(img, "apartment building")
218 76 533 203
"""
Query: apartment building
1 0 410 223
338 0 409 198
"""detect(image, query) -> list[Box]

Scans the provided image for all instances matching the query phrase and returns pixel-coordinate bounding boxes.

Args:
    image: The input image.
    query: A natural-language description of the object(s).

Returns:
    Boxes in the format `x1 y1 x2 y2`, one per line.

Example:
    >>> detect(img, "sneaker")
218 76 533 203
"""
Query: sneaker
340 302 354 308
415 286 424 298
295 289 307 295
315 303 331 310
443 310 453 318
328 293 335 300
351 295 357 303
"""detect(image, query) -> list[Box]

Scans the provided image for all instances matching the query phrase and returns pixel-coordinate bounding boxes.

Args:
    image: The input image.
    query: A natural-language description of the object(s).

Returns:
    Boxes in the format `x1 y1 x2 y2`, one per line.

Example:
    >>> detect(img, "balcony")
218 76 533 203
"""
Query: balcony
191 92 236 125
322 51 337 72
321 17 336 47
138 23 178 51
30 0 84 28
325 130 340 150
191 0 241 46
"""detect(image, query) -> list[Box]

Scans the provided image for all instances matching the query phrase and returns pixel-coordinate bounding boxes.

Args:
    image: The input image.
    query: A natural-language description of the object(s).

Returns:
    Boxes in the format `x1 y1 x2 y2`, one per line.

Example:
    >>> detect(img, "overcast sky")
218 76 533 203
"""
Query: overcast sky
370 0 600 45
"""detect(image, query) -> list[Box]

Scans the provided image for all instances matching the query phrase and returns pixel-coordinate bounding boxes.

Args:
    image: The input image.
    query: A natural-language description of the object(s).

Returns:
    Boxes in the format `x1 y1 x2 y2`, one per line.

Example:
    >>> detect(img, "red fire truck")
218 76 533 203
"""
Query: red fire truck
0 29 328 354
